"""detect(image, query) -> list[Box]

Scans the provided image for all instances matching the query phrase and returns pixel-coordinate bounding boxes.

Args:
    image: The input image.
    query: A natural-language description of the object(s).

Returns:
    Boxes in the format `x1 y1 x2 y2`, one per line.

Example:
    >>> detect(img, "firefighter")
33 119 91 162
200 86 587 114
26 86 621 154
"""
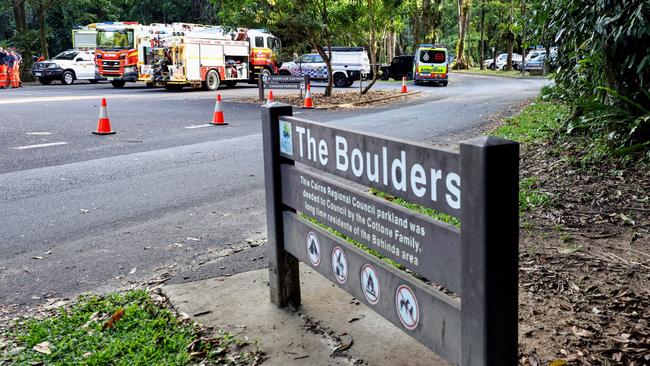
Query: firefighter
0 47 7 88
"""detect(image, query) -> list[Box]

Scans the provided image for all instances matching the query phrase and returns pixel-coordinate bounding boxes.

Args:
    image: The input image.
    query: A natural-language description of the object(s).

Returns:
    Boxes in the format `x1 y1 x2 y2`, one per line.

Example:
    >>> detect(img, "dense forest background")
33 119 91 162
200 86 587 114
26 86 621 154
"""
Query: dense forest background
1 0 649 156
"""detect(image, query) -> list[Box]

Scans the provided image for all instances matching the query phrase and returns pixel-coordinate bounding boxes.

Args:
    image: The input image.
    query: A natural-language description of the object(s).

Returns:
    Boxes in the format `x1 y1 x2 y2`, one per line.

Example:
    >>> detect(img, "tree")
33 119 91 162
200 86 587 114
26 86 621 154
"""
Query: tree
12 0 27 32
455 0 471 69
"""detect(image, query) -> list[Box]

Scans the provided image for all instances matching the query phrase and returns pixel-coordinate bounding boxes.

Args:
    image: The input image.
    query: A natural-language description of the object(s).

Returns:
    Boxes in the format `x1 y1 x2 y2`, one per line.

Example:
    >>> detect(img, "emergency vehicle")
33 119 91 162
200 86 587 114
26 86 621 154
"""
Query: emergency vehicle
413 44 449 86
93 22 149 88
150 28 281 91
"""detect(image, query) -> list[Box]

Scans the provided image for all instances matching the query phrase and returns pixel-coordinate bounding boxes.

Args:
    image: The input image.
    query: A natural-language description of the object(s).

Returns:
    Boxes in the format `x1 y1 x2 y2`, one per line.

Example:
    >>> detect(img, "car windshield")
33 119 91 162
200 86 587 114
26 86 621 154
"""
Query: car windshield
419 50 445 64
52 51 79 60
268 37 281 54
97 29 134 49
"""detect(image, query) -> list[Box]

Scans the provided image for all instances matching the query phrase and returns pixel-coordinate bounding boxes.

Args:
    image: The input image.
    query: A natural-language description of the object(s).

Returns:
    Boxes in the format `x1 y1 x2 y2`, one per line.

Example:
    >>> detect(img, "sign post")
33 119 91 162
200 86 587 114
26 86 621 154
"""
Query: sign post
262 103 519 365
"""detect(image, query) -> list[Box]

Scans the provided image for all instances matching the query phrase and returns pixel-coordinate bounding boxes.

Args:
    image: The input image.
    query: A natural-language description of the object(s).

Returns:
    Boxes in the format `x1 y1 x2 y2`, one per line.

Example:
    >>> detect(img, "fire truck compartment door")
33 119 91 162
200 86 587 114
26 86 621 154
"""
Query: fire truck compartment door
200 44 222 67
224 45 248 57
186 43 201 80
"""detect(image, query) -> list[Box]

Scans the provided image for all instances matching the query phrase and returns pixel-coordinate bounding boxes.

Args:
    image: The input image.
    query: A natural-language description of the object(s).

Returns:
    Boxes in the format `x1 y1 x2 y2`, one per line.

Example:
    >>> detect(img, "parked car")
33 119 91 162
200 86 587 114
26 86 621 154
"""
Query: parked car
31 50 101 85
279 47 370 88
513 50 545 70
483 53 523 70
380 55 414 80
522 54 545 72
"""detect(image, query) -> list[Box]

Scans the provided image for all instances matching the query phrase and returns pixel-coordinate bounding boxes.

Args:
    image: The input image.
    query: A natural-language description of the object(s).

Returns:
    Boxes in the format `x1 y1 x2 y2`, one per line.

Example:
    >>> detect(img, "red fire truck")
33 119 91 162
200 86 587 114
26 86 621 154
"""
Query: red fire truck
148 27 281 90
93 22 147 88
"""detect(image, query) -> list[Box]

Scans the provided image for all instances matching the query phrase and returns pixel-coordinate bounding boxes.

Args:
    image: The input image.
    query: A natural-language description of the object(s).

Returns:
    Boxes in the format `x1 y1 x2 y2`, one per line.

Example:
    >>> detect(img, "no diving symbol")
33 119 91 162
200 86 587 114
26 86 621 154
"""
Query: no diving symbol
331 246 348 284
360 264 380 305
395 285 419 330
305 232 321 266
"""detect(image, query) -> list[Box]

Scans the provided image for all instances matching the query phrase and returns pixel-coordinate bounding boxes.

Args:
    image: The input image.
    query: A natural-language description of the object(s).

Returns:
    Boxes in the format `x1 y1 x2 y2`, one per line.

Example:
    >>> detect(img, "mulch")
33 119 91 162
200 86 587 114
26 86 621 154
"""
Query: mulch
237 89 422 109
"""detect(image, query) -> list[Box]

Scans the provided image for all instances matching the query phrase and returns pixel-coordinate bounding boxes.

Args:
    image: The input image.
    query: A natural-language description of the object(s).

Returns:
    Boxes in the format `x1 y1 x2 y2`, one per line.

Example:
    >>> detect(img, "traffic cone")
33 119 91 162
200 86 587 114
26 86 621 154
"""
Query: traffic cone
210 94 228 126
401 76 408 93
93 98 116 135
266 90 274 105
303 83 314 109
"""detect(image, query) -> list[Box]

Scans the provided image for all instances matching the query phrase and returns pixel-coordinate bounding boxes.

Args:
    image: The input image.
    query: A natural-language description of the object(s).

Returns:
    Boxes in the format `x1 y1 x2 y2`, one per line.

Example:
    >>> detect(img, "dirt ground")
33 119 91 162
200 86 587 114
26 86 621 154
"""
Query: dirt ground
514 138 650 365
239 89 422 109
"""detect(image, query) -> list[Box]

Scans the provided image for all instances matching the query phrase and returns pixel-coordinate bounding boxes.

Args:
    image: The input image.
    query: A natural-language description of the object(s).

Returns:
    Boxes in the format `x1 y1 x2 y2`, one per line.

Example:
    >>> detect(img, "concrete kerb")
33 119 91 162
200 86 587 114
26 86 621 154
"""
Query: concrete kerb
162 264 450 366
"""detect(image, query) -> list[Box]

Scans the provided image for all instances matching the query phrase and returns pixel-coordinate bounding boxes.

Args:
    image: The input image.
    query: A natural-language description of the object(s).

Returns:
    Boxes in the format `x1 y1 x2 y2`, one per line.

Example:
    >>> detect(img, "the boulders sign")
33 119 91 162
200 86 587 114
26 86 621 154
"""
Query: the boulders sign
262 104 520 366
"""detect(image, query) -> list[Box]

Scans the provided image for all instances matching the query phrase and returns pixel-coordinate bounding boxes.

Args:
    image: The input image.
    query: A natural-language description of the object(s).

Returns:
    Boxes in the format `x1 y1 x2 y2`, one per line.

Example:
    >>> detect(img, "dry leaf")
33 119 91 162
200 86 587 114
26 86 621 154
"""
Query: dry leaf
33 341 51 355
549 360 567 366
102 309 125 330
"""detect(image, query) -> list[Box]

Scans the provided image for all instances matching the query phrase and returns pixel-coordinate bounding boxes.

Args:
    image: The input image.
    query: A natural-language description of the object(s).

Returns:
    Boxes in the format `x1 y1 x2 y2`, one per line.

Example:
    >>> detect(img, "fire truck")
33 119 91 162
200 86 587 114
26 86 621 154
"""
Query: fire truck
93 22 147 88
149 28 281 91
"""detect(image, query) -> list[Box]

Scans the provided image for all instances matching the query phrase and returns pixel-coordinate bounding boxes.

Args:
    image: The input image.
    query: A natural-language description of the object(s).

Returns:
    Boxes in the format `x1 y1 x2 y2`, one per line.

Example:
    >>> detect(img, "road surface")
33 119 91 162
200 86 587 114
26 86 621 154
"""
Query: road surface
0 74 548 306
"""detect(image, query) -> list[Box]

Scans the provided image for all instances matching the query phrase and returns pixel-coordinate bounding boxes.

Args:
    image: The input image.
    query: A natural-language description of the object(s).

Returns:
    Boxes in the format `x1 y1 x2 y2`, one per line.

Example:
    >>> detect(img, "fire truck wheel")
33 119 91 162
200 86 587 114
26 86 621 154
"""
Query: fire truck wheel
203 70 220 91
111 80 126 89
61 71 75 85
260 68 272 78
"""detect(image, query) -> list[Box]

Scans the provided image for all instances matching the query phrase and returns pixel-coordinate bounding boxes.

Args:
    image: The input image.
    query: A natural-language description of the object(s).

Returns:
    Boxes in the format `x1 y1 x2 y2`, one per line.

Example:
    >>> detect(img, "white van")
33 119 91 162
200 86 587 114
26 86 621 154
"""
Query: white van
279 47 370 87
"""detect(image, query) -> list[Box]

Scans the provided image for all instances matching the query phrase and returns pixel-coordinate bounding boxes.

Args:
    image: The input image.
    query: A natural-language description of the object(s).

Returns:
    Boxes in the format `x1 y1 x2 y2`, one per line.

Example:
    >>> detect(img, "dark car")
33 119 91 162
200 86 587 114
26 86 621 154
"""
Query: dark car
380 55 414 81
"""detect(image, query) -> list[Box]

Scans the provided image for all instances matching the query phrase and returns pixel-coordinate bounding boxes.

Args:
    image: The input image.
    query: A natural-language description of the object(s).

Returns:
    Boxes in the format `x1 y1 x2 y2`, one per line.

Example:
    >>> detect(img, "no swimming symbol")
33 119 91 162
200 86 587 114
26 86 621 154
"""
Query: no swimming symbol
395 285 419 330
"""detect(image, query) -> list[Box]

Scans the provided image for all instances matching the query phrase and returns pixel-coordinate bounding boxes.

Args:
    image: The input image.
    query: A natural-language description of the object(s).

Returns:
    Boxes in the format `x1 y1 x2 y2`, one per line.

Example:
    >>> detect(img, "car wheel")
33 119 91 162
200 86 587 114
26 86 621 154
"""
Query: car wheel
203 69 220 91
442 81 448 87
380 72 389 80
38 77 52 85
110 80 126 88
333 73 349 88
61 71 75 85
89 79 99 84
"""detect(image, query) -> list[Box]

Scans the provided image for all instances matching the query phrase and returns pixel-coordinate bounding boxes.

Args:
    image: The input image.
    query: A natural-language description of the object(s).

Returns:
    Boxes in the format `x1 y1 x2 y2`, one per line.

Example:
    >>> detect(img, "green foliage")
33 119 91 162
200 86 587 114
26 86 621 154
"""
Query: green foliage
493 101 568 143
519 177 551 212
370 189 460 227
4 290 258 365
536 0 650 155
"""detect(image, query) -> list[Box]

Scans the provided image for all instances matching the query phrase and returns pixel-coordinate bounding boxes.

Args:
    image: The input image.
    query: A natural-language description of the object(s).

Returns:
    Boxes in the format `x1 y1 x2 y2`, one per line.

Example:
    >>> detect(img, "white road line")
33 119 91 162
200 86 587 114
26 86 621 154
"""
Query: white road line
12 142 68 150
185 124 212 129
25 132 52 135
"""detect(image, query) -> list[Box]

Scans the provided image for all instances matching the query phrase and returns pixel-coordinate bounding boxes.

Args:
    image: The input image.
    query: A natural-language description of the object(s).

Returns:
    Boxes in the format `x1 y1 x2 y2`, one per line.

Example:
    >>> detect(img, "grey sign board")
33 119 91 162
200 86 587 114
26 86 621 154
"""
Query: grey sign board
277 116 461 218
262 104 519 366
258 75 309 101
281 164 462 294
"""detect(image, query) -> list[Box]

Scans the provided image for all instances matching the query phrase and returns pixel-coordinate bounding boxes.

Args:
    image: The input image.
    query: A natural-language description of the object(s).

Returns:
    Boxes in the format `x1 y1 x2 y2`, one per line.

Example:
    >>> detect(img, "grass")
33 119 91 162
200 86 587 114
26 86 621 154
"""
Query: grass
3 290 260 365
519 177 552 212
369 189 460 227
493 101 570 144
450 67 539 78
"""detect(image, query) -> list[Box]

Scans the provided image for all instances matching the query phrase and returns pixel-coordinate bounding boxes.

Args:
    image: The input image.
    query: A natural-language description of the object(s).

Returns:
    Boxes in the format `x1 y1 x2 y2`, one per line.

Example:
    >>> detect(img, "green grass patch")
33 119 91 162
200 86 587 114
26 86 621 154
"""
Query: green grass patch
519 177 552 212
3 290 260 365
369 189 460 227
493 101 570 144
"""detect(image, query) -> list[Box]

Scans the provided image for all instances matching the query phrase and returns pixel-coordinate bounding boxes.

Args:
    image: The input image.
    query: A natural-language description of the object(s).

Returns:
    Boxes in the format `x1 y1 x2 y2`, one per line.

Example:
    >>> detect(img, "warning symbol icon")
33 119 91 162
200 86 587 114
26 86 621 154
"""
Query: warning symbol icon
331 246 348 284
395 285 419 330
305 232 321 266
360 264 380 305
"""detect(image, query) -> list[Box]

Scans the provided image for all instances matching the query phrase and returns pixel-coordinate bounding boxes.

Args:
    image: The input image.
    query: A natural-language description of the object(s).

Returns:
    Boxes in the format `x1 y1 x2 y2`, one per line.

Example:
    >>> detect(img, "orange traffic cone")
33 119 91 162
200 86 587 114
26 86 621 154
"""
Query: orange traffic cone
93 98 116 135
401 76 408 93
266 90 274 104
303 83 314 109
210 94 228 126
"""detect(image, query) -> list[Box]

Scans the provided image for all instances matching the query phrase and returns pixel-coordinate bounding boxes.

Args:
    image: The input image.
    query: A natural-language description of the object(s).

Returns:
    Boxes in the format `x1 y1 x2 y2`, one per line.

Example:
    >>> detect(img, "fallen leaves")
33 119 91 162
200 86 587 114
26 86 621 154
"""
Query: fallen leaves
32 341 51 354
102 309 125 330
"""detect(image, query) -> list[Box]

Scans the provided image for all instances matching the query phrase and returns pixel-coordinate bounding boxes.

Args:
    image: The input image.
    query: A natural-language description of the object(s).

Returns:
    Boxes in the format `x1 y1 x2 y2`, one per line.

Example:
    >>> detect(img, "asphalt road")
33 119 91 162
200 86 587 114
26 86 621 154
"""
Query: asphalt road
0 74 548 307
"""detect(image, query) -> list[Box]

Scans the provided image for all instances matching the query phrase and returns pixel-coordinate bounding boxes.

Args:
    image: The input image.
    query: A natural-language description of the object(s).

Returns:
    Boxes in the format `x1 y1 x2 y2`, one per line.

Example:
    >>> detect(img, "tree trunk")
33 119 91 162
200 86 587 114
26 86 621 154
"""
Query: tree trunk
479 0 485 69
362 0 378 95
12 0 27 31
455 0 471 69
38 1 49 60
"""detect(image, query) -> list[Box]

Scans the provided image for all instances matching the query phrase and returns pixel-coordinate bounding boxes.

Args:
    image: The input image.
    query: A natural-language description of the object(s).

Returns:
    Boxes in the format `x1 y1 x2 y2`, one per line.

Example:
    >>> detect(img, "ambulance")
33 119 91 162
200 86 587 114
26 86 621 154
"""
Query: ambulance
413 44 448 86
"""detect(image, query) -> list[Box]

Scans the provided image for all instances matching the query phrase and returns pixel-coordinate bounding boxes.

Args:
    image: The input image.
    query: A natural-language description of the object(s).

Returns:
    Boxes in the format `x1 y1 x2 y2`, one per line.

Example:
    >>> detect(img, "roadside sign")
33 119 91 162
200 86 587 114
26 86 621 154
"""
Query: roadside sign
262 103 519 366
258 75 309 101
